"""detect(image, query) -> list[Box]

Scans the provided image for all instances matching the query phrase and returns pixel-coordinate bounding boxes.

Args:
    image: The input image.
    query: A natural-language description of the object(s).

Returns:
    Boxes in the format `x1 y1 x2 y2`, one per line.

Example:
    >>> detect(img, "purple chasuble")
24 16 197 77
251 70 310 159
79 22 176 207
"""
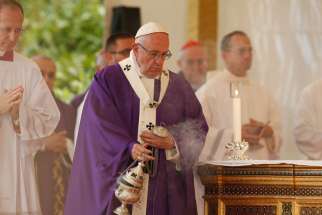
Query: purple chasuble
64 64 208 215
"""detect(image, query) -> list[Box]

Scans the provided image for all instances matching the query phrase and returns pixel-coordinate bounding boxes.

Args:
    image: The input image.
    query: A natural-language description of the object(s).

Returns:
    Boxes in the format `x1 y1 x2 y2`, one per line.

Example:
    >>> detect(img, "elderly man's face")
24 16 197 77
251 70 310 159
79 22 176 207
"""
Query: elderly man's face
178 46 208 88
0 6 23 53
223 35 252 77
34 58 56 91
133 33 170 78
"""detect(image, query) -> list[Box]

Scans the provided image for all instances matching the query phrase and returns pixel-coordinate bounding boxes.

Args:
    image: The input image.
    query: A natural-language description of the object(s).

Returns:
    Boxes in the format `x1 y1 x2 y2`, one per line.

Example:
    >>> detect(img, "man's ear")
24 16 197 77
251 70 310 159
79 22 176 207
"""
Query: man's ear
132 44 139 55
221 51 227 61
222 51 232 65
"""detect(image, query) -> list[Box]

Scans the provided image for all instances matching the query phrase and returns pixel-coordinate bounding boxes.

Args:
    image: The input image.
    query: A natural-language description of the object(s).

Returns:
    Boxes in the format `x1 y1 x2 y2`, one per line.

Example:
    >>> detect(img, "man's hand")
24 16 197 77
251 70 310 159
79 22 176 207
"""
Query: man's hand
131 143 154 161
242 130 260 145
0 86 23 115
249 118 273 138
42 131 67 153
242 118 274 144
140 130 175 150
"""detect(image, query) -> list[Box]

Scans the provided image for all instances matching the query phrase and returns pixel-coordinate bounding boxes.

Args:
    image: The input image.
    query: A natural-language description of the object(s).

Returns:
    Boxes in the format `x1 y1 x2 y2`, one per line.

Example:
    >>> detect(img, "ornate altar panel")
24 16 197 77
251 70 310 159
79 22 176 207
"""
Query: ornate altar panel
197 161 322 215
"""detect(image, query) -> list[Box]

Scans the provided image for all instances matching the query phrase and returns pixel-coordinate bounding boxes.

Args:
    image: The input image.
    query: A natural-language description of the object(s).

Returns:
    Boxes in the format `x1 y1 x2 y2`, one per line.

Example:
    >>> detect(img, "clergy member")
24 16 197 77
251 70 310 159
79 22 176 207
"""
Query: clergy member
195 30 282 215
0 1 60 214
294 80 322 159
64 22 207 215
33 55 76 215
197 31 282 161
177 40 208 91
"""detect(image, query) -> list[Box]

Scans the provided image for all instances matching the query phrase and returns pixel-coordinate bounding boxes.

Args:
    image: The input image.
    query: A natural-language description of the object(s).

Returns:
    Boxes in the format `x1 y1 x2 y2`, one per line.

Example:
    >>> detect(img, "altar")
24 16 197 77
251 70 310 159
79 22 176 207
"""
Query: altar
197 160 322 215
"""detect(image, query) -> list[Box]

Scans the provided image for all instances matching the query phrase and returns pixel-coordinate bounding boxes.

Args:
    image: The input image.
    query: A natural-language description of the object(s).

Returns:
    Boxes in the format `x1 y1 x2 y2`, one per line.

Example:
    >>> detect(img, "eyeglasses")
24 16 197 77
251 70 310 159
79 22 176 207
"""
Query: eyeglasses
185 59 207 66
0 26 24 35
109 48 132 57
229 47 253 56
137 43 172 60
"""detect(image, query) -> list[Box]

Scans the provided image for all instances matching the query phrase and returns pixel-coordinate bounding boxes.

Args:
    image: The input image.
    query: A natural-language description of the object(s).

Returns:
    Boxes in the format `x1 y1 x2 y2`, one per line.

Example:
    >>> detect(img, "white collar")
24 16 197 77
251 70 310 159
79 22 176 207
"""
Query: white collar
224 69 250 85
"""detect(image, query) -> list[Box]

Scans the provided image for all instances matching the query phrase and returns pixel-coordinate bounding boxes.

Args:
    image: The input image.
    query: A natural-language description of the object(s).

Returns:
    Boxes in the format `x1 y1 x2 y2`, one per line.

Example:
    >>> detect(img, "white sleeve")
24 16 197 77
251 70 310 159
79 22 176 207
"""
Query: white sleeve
17 66 60 157
198 126 233 162
197 87 233 161
19 70 60 141
294 87 322 159
264 93 283 158
196 85 214 127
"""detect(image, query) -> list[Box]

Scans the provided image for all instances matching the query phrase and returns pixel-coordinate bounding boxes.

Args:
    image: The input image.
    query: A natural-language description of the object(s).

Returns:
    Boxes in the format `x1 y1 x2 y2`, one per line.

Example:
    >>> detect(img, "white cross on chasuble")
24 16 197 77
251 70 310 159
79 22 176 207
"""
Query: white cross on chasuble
119 51 169 215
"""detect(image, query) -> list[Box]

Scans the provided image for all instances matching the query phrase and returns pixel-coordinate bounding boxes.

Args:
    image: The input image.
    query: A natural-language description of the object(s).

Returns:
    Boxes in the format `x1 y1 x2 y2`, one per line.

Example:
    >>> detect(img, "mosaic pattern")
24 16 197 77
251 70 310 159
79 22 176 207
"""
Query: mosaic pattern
300 207 322 215
205 184 322 197
296 187 322 196
205 184 293 196
225 205 276 215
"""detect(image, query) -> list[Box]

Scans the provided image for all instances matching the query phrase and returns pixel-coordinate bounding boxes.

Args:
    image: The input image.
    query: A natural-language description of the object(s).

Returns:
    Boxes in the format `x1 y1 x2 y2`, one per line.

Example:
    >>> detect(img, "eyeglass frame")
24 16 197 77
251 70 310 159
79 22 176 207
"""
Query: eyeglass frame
137 43 172 60
227 47 253 56
184 58 207 66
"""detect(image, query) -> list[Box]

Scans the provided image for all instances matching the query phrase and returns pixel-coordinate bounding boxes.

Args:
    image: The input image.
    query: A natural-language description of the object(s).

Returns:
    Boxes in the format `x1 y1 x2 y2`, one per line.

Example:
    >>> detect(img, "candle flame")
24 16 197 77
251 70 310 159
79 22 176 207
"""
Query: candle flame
234 89 239 96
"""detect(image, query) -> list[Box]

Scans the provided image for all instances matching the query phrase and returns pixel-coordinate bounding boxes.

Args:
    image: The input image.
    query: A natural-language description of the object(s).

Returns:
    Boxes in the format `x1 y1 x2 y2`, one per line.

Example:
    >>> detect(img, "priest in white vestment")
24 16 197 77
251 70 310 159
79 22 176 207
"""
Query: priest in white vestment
0 1 60 214
294 80 322 159
195 31 282 215
197 31 282 161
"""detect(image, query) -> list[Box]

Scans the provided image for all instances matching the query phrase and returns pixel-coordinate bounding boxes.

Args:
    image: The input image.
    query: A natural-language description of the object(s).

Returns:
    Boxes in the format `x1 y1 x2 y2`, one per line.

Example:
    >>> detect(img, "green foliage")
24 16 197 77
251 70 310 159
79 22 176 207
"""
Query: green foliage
20 0 105 102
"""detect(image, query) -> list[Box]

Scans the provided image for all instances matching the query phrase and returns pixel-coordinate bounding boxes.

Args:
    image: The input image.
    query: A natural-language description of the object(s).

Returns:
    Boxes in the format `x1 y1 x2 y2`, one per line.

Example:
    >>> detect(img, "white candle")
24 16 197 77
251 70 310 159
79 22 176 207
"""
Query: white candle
230 82 241 142
233 96 241 142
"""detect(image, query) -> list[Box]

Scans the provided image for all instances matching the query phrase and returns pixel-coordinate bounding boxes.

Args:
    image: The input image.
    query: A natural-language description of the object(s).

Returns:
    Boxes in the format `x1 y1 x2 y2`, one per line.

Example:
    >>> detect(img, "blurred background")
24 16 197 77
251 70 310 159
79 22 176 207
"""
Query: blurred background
20 0 105 101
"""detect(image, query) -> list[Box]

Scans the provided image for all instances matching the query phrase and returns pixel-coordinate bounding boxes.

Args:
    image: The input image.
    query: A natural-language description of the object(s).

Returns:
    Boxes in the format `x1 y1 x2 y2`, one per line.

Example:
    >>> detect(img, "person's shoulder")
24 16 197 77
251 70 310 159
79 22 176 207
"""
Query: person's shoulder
94 63 123 80
15 52 39 70
195 72 222 100
200 70 224 90
300 79 322 99
92 63 126 92
14 53 42 81
56 96 75 112
169 70 183 81
14 52 29 62
247 80 272 97
71 92 87 108
301 79 322 97
169 70 191 89
297 80 322 107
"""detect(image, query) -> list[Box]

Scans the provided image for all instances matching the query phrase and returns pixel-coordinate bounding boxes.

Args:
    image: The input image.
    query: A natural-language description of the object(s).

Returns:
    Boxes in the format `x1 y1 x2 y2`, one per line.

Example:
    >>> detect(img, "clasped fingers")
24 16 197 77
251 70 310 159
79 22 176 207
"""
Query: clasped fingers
131 143 155 161
140 131 174 150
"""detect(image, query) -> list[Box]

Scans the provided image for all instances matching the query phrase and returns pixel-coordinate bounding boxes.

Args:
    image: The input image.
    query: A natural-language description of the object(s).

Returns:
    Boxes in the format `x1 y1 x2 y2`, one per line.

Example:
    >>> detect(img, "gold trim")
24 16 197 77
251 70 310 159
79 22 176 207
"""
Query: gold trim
199 0 218 70
187 0 199 40
199 164 322 215
186 0 218 70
